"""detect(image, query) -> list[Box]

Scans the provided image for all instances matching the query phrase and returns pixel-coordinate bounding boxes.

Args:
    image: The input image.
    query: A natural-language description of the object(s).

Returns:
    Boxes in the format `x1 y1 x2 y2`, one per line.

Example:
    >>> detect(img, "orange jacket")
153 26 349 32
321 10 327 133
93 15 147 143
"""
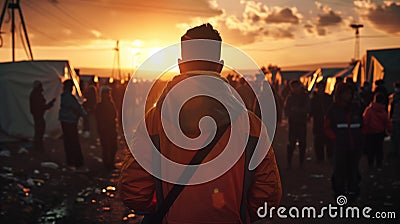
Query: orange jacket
119 74 282 224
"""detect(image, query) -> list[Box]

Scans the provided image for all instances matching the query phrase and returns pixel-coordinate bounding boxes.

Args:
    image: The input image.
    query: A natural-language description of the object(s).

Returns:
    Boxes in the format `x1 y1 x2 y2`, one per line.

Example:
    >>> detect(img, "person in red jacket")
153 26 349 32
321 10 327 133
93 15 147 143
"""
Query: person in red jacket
362 93 392 170
119 23 282 224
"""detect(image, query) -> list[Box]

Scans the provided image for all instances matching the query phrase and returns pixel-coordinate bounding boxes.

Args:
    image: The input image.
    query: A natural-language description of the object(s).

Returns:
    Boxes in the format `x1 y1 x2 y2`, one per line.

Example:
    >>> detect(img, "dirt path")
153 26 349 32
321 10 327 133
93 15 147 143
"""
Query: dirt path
0 122 399 223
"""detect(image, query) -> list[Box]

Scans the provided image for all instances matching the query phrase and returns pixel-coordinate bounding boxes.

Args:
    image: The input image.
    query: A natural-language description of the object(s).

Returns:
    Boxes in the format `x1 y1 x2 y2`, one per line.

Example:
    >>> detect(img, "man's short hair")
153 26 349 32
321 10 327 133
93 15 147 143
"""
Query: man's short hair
181 23 221 42
179 23 223 68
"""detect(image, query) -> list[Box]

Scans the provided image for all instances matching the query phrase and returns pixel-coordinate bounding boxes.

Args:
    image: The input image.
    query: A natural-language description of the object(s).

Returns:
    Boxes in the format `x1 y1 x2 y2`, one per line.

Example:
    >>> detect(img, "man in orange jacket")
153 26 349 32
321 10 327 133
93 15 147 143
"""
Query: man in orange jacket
119 23 282 224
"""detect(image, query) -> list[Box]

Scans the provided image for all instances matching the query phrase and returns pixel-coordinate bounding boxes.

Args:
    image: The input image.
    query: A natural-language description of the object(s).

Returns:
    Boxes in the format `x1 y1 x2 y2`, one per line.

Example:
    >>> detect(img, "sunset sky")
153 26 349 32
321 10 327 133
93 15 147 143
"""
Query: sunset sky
0 0 399 74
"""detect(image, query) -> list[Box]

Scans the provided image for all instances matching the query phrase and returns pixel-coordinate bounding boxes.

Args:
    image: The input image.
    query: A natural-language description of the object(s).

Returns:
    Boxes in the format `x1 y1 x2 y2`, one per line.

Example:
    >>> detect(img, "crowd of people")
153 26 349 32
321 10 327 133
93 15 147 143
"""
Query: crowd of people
230 74 399 204
29 78 127 172
27 23 400 223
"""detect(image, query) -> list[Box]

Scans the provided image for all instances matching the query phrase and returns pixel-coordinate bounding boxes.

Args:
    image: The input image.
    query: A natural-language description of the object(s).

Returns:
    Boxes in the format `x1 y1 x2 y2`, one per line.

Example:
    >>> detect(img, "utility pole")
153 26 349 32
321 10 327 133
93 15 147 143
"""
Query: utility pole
350 23 363 61
0 0 34 61
111 40 121 81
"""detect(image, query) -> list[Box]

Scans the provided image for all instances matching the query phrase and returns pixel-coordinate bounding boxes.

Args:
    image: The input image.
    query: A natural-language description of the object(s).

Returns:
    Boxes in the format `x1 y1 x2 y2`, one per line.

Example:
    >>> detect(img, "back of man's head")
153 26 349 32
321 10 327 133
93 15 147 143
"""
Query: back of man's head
179 24 223 73
181 23 221 42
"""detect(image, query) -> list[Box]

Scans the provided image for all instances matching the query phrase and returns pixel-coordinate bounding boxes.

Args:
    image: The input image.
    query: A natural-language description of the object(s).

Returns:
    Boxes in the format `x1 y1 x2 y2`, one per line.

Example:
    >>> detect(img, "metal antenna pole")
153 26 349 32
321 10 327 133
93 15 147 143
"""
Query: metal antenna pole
0 0 9 48
0 0 33 61
117 41 121 80
17 0 33 60
350 23 363 60
112 40 121 80
0 0 9 31
11 0 15 61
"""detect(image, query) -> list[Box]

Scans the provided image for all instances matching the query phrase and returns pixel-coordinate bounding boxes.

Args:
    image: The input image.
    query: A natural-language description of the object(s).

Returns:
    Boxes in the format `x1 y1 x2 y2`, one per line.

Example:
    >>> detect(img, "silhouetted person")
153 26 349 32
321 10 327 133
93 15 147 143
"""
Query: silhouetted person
332 76 344 96
374 79 389 110
325 83 363 203
310 81 333 161
96 86 118 170
119 23 282 224
59 80 87 171
360 81 373 110
390 81 400 156
284 79 309 168
82 84 98 143
29 80 55 151
363 93 392 170
280 80 291 107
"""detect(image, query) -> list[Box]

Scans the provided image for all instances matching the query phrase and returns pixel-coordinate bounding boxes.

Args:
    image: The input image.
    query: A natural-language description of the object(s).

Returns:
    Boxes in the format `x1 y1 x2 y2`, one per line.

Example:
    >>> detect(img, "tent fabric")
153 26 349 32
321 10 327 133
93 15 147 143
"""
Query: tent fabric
300 67 346 92
364 48 400 92
279 70 309 82
333 66 354 78
0 60 81 140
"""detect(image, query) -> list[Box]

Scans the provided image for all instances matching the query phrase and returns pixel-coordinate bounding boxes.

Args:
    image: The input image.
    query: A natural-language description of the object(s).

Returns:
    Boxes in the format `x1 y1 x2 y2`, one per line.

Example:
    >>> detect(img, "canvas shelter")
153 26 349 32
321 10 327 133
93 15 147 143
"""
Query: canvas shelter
362 48 400 92
0 60 82 140
279 70 309 84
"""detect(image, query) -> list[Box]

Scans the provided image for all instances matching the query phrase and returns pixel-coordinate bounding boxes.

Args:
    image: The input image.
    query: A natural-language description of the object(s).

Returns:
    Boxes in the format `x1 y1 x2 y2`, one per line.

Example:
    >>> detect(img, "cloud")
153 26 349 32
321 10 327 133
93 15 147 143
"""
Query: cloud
304 23 314 34
178 1 304 45
354 1 400 35
226 2 303 41
265 7 300 24
317 10 343 26
308 2 344 36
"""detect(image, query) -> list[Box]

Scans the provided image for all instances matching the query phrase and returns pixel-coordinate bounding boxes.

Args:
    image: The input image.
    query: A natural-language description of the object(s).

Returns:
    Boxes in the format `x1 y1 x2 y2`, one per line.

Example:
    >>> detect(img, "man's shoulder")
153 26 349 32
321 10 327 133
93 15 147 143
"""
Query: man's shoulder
247 110 263 137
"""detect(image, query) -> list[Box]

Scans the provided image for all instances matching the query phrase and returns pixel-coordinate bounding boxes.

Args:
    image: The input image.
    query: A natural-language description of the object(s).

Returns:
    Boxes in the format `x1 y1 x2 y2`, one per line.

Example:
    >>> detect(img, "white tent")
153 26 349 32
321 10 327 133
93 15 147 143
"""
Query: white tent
0 60 82 140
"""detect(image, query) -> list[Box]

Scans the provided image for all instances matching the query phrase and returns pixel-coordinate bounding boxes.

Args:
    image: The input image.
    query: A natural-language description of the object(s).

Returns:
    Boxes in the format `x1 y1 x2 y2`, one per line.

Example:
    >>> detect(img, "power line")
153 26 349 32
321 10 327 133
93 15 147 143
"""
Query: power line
50 2 102 36
23 0 75 31
25 0 89 34
28 25 60 42
18 22 30 58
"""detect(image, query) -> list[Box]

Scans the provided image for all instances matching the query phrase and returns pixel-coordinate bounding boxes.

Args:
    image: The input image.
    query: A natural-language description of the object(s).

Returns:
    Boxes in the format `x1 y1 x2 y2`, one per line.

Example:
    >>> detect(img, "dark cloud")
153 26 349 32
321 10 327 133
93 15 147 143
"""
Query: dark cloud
360 2 400 34
265 8 300 24
317 10 343 26
304 24 314 34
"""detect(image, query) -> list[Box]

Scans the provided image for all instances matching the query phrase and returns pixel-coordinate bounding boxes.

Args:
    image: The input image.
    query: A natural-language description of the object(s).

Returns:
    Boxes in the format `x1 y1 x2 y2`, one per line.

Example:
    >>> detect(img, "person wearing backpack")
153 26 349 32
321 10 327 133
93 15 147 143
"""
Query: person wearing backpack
119 24 282 224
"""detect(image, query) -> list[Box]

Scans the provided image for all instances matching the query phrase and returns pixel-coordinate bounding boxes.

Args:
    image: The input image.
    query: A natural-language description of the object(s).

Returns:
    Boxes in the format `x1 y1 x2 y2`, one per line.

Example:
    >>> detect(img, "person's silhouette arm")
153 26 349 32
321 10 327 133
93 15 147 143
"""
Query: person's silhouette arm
45 98 56 110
